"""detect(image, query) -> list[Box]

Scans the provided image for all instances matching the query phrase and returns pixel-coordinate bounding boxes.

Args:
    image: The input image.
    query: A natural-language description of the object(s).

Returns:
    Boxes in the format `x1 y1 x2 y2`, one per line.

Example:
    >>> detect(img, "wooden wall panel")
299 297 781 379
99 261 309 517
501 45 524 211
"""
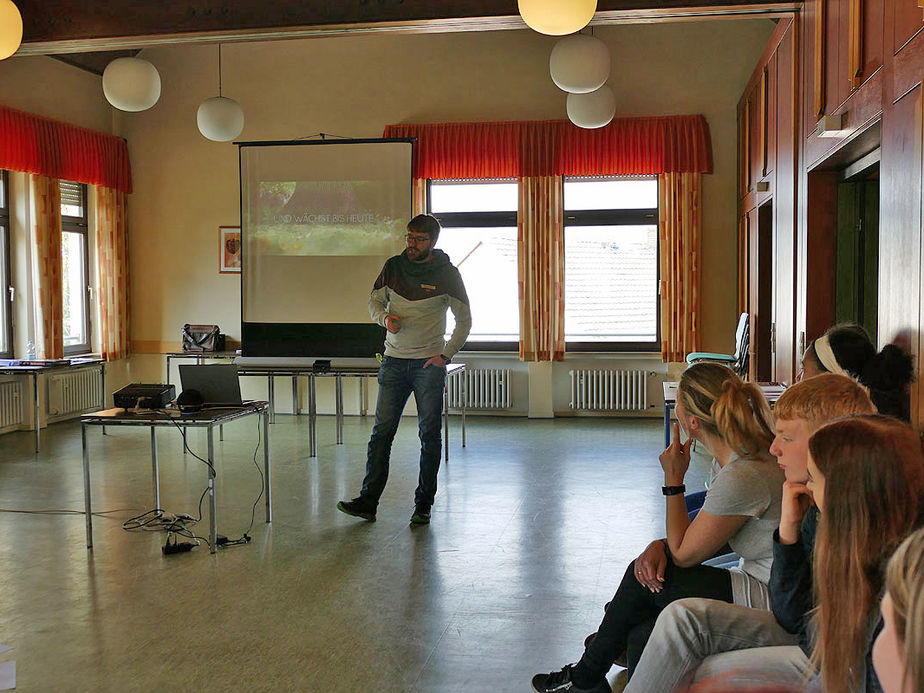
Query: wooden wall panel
774 26 798 384
748 88 764 193
879 85 922 419
738 101 749 201
805 0 823 132
894 19 924 100
859 0 885 84
737 214 748 315
803 68 883 169
893 0 924 54
805 171 839 342
765 59 778 180
826 0 850 113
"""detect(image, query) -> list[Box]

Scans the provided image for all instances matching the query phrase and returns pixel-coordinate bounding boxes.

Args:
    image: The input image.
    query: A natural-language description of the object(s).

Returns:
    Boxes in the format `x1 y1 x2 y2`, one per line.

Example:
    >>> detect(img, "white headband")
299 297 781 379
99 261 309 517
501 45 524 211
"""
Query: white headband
814 335 849 376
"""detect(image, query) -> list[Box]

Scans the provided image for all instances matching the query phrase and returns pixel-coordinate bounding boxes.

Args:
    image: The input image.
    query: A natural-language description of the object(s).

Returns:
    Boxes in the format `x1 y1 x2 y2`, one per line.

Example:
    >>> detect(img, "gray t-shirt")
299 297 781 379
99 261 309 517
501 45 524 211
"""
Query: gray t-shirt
702 454 785 608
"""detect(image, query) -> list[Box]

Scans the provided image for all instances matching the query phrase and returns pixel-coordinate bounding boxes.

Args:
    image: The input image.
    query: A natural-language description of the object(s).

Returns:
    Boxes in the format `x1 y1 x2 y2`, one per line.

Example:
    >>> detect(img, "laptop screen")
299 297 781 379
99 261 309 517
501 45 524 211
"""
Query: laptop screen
178 364 243 406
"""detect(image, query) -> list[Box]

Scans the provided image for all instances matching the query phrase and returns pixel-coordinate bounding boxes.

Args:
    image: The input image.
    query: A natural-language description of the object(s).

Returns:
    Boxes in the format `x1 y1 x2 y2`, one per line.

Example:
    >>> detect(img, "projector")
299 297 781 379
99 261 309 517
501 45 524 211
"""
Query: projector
113 383 176 410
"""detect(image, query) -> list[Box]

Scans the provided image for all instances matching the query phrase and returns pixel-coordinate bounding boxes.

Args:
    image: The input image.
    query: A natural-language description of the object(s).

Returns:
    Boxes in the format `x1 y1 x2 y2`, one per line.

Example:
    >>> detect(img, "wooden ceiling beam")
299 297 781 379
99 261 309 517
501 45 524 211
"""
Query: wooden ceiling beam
16 1 797 55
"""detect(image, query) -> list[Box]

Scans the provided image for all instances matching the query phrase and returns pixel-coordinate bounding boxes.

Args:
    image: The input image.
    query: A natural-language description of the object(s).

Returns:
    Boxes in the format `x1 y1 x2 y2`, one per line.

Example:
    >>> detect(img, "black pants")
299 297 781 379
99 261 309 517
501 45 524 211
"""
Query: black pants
571 558 733 688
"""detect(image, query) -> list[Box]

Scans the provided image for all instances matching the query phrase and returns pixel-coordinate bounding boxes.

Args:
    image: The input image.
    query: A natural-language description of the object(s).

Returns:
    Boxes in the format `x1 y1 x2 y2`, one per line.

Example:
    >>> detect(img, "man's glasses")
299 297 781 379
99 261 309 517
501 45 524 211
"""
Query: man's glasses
405 234 430 245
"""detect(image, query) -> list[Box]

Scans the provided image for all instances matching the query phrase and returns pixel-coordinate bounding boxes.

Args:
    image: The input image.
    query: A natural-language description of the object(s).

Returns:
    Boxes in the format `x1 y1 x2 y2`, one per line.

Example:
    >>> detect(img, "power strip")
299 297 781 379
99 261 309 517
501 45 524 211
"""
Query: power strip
162 541 194 555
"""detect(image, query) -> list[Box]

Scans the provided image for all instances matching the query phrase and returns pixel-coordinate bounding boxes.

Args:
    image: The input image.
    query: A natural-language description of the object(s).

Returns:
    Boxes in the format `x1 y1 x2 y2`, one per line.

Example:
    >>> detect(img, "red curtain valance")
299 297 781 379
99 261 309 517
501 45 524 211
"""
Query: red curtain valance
383 115 712 179
0 104 132 194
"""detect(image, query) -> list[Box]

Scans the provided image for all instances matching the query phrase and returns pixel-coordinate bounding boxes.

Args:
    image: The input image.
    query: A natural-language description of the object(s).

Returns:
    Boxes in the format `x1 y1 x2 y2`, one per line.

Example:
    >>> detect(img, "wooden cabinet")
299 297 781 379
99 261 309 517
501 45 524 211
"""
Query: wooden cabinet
738 18 797 384
773 26 797 385
740 0 924 422
740 80 769 200
804 0 884 138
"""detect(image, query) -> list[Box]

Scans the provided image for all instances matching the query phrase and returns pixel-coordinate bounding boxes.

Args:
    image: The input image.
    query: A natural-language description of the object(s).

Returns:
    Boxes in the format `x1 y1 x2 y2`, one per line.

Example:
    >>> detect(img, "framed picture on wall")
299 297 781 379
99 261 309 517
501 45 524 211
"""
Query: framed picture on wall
219 225 242 274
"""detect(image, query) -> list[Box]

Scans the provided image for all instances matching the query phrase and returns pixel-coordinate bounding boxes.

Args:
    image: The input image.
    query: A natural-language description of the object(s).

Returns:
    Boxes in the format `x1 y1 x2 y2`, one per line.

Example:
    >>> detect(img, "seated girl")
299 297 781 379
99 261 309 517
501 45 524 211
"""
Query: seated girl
808 415 924 692
678 415 924 693
874 526 924 693
531 362 784 693
801 323 913 420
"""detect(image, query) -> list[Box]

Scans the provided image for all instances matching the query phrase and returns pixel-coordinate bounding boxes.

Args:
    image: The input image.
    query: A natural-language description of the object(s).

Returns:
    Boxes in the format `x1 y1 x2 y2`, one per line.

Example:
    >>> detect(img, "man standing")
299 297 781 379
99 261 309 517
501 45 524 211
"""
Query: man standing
337 214 471 525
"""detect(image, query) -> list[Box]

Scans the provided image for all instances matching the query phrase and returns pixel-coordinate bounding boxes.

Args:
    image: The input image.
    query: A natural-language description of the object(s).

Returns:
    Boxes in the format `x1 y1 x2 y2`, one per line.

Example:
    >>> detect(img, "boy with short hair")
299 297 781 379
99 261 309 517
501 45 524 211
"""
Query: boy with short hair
622 373 877 692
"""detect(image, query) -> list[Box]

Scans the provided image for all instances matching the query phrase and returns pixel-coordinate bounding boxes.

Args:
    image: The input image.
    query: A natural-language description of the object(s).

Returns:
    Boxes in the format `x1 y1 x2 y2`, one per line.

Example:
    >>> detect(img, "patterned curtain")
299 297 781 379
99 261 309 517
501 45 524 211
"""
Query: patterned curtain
518 175 565 361
659 172 702 362
0 104 132 193
31 174 63 359
384 116 713 178
412 178 426 216
97 187 131 360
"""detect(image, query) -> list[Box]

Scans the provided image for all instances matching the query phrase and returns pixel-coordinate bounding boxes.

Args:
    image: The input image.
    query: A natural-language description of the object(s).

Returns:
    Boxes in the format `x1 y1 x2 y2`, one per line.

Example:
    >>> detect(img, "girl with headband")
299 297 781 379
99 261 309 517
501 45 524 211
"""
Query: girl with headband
801 324 913 421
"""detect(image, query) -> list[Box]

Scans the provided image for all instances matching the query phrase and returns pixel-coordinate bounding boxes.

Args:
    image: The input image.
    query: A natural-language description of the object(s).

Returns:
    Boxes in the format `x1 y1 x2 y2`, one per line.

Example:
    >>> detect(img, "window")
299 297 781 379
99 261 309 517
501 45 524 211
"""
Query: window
564 177 659 350
0 171 11 358
60 180 91 355
429 180 519 349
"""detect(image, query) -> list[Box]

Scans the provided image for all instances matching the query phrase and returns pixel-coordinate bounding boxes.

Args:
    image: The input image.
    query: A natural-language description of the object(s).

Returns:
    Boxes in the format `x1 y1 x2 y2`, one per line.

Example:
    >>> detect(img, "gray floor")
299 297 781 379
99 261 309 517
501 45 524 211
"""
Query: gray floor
0 413 711 692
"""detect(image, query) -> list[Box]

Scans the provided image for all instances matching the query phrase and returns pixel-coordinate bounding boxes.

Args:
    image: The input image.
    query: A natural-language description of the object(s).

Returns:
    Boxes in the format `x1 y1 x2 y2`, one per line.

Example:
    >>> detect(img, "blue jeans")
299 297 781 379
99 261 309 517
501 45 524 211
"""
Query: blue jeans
360 356 446 509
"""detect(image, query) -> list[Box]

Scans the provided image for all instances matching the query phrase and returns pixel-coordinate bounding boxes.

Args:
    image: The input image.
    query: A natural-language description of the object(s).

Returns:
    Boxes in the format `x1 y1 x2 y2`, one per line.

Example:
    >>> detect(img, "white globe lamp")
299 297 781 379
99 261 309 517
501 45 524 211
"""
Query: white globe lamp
550 34 610 94
0 0 23 61
102 57 161 112
566 85 616 129
197 96 245 142
518 0 597 36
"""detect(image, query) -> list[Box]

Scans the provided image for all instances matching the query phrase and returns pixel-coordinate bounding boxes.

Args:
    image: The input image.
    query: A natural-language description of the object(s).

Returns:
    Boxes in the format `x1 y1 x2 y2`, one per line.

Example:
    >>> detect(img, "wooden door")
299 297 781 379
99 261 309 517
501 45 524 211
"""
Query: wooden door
749 203 774 382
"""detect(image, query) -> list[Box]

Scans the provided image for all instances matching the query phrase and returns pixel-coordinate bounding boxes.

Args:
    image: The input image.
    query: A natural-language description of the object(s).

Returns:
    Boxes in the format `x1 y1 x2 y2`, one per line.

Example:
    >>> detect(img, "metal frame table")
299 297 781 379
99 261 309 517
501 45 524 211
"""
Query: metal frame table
234 361 467 459
80 402 271 554
165 352 239 385
0 359 105 453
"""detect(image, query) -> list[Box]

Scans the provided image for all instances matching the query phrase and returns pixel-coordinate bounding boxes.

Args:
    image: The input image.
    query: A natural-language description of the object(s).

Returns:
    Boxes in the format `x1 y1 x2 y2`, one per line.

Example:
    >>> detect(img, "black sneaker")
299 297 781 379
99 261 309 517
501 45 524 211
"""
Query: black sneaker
531 665 611 693
336 497 376 521
410 506 431 525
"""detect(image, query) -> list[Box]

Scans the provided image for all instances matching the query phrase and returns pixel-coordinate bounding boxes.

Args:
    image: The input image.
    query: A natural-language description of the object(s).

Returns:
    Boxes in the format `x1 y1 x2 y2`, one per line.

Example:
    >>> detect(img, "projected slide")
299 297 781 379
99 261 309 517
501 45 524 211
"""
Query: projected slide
255 180 404 256
240 139 413 330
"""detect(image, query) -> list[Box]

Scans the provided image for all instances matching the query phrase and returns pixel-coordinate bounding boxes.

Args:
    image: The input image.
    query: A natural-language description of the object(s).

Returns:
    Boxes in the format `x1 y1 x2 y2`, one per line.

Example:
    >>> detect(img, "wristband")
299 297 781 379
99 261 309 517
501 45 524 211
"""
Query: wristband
662 485 686 496
439 354 451 364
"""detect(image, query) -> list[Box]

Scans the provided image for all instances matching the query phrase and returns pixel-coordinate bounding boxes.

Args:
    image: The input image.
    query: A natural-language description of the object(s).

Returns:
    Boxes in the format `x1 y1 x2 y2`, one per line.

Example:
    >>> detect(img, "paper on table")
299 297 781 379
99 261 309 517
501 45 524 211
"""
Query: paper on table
0 660 14 690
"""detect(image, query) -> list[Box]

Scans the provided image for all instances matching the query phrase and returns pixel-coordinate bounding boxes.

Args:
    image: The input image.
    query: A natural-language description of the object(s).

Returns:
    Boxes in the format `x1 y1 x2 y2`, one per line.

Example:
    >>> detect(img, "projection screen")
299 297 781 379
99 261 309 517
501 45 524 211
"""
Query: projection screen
239 138 413 356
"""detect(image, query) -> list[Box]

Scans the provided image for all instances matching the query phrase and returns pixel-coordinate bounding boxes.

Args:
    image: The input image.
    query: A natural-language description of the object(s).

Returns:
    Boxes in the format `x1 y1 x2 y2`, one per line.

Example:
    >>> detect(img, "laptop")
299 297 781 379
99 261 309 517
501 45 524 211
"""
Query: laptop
178 364 243 407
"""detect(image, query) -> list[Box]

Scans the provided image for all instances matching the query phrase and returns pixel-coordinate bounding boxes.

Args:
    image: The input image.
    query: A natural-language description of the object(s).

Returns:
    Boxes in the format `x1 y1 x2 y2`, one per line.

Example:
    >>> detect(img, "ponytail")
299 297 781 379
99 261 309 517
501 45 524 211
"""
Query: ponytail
678 363 774 458
813 324 915 421
860 344 915 421
712 379 774 457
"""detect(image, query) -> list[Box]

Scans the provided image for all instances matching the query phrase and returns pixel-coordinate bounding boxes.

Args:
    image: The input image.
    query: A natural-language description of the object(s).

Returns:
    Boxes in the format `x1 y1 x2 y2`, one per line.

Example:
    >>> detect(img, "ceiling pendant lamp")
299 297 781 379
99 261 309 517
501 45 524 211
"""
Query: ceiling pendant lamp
518 0 597 36
0 0 22 61
102 57 162 112
550 33 610 94
197 44 244 142
567 84 616 129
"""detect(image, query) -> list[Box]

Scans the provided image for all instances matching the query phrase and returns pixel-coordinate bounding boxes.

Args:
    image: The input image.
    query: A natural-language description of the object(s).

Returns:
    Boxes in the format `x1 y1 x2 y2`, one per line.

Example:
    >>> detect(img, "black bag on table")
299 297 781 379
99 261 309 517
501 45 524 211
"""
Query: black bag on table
182 324 225 352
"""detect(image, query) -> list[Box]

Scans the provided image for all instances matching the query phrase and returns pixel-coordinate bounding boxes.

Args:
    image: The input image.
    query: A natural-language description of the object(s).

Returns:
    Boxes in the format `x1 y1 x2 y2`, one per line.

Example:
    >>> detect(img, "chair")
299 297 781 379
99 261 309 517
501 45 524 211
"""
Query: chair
685 313 749 377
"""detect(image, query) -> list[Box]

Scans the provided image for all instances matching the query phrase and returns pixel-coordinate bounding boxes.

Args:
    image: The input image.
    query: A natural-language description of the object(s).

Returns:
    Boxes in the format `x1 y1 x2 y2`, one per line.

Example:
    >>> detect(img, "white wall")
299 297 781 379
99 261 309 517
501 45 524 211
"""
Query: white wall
0 20 775 414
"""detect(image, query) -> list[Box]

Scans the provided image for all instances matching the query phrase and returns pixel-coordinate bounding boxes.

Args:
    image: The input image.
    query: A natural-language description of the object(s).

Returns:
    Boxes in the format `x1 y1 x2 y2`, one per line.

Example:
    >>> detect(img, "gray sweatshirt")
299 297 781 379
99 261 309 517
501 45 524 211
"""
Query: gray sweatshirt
368 249 472 359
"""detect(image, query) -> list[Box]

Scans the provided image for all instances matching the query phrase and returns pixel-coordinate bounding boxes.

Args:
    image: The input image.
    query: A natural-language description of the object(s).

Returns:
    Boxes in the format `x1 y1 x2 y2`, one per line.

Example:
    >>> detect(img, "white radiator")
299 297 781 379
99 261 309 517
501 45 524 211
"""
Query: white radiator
0 379 24 429
447 368 511 409
47 368 102 418
569 369 651 412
